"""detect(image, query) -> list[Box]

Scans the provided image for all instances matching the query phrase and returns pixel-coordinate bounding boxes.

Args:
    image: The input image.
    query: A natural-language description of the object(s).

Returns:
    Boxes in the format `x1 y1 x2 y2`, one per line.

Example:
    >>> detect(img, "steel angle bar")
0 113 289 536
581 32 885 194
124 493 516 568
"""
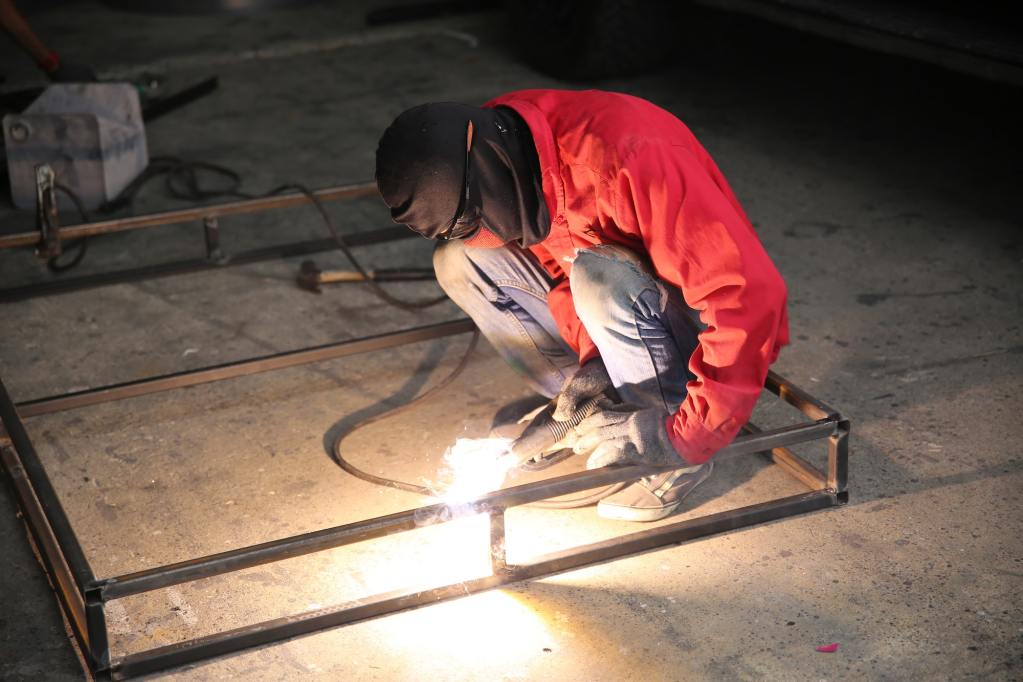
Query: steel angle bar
0 182 379 250
17 319 476 418
0 226 414 303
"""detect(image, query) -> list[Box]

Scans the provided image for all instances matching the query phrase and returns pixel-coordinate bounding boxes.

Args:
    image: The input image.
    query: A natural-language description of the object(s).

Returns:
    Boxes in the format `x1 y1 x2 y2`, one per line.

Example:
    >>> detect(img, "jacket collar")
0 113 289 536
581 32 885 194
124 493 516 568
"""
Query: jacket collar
491 99 566 224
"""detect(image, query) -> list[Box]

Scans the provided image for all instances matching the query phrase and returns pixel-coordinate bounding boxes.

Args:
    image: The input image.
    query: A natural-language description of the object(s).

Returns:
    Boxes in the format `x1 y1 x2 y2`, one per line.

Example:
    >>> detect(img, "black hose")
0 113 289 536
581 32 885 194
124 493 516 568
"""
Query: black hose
330 342 626 510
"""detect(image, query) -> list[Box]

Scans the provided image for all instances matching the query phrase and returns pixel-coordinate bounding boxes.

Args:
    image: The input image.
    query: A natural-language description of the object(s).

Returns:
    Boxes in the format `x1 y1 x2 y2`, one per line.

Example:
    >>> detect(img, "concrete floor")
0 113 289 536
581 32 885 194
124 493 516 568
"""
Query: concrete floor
2 2 1021 680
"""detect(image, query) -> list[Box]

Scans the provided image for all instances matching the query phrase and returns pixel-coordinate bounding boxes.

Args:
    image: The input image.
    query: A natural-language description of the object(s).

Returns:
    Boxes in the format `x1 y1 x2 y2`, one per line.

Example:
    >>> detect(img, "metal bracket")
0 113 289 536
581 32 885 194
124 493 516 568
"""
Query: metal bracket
202 216 229 264
35 164 61 260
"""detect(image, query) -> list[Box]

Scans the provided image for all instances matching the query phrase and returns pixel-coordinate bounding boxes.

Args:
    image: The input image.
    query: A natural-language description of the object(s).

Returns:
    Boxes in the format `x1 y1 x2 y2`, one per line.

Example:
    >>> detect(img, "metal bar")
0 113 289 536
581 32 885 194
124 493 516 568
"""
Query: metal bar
0 378 96 591
111 574 508 679
110 489 838 679
745 421 828 490
765 370 840 421
96 418 836 601
0 182 378 249
17 319 475 418
511 489 838 577
0 445 89 650
828 419 850 496
489 511 507 574
0 227 414 303
85 587 111 674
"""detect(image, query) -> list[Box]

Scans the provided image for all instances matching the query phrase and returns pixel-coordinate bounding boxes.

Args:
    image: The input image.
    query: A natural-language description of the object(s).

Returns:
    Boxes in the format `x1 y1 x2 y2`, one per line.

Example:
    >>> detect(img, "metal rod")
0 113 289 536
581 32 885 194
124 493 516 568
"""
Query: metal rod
512 490 838 577
85 587 111 674
96 418 837 601
0 182 379 249
17 319 475 418
0 227 414 303
744 421 828 490
0 445 89 649
0 378 97 591
828 419 850 495
489 511 507 574
110 489 839 679
765 370 839 421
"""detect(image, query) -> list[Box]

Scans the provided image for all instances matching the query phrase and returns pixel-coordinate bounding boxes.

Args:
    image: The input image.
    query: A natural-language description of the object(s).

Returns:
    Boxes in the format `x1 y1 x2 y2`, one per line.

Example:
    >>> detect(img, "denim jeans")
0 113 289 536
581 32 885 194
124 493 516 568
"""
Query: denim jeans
434 240 704 415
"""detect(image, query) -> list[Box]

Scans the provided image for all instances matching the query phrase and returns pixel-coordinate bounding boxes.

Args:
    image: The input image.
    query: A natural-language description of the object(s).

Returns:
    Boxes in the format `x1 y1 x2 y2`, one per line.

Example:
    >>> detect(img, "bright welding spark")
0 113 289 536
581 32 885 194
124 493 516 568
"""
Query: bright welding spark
436 437 516 505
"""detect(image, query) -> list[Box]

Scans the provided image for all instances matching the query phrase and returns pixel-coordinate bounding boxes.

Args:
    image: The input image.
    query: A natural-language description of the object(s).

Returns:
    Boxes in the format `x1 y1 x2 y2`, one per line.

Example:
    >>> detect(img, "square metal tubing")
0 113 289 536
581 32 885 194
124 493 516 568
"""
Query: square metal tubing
0 318 849 680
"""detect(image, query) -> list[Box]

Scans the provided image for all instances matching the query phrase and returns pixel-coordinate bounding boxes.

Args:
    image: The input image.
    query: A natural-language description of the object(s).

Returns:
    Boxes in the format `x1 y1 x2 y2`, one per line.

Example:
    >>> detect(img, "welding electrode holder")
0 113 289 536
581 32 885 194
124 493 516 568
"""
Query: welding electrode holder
508 395 606 470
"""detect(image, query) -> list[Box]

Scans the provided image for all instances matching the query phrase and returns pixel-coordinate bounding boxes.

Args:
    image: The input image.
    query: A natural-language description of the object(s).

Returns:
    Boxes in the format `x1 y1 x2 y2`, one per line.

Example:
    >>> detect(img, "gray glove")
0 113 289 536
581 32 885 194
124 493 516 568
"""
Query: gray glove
573 405 687 469
553 357 614 422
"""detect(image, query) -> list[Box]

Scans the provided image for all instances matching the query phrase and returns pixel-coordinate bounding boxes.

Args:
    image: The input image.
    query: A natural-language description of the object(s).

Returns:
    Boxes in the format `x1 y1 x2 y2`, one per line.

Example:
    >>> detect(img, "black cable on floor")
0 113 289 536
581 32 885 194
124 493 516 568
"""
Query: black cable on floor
330 331 626 510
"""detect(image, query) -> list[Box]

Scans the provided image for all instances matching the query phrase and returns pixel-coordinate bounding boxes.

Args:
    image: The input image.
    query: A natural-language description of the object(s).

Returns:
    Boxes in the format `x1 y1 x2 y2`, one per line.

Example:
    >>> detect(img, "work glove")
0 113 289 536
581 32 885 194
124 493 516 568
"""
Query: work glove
573 404 688 470
553 357 614 422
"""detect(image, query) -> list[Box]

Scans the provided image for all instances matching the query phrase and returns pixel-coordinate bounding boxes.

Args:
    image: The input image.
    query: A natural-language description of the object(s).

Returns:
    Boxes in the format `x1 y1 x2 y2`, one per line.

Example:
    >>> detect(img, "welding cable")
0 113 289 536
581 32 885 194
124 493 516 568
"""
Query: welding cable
329 330 627 509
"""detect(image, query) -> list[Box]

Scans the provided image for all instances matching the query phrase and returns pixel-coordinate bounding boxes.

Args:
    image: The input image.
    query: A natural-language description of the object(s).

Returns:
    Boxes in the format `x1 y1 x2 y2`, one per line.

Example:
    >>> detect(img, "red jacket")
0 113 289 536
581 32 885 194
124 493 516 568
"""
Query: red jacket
486 89 789 465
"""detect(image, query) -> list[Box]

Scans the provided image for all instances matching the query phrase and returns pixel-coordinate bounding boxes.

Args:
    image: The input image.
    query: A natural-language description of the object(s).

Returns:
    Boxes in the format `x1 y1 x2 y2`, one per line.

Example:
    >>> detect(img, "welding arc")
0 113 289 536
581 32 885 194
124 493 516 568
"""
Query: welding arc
329 330 626 509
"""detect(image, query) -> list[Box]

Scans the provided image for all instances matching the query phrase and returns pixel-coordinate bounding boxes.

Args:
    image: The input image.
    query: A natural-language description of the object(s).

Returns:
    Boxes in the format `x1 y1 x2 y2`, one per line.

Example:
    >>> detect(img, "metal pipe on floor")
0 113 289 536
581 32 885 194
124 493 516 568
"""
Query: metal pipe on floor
17 319 476 418
0 182 379 250
0 379 97 593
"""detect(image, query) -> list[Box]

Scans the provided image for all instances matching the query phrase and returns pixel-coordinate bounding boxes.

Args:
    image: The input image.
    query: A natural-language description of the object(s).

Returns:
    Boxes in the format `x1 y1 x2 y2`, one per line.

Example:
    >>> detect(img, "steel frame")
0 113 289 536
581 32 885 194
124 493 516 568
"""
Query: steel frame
0 318 848 679
0 181 416 302
0 184 848 680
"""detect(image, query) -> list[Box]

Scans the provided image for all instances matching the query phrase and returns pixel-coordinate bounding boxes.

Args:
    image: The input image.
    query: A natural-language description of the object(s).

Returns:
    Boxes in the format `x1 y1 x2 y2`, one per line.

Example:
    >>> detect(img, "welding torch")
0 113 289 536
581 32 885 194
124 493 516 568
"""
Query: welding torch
507 395 606 470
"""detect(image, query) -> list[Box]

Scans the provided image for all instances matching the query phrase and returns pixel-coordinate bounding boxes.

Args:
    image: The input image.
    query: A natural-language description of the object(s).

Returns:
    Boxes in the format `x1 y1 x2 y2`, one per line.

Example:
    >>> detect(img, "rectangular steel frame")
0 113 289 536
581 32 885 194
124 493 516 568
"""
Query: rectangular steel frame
0 317 849 680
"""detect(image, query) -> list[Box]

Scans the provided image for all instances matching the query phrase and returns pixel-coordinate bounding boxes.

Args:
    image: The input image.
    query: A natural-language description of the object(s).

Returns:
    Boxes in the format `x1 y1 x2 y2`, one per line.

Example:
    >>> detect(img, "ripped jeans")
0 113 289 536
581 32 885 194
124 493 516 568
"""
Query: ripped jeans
433 241 703 414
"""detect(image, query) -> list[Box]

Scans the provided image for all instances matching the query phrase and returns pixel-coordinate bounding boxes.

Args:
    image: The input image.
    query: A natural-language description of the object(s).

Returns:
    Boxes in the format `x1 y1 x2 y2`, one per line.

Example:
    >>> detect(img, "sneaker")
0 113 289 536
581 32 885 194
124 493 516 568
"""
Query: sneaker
597 461 714 522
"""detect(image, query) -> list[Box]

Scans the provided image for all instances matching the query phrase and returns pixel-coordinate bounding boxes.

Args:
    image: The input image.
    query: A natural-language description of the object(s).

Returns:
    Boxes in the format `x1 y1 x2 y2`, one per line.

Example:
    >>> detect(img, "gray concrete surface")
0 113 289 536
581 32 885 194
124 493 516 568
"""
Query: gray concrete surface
1 2 1021 680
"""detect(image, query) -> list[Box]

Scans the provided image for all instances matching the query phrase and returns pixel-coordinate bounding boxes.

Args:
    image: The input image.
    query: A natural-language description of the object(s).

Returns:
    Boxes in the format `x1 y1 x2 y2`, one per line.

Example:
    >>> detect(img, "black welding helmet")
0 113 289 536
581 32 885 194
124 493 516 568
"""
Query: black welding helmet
375 102 549 246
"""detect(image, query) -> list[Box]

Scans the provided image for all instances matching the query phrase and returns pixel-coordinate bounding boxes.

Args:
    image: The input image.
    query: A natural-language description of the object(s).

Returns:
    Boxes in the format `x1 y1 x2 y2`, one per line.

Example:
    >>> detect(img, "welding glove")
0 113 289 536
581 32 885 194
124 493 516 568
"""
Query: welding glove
573 405 688 470
553 357 615 422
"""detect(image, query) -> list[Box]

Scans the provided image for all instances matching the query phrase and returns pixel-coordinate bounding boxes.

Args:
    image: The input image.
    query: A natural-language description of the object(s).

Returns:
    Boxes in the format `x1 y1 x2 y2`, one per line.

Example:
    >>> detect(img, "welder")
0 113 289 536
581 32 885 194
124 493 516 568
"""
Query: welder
375 89 789 522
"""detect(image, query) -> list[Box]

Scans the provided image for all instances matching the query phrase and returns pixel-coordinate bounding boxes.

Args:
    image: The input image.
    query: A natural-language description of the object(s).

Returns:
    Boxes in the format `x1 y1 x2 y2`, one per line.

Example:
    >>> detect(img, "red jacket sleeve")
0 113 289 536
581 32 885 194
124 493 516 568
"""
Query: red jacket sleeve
614 144 789 464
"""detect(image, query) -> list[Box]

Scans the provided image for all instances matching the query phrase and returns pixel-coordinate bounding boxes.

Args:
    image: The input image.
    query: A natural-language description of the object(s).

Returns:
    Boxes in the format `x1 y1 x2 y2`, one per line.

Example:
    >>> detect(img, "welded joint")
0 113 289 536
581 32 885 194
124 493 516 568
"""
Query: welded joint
827 417 851 498
84 584 112 675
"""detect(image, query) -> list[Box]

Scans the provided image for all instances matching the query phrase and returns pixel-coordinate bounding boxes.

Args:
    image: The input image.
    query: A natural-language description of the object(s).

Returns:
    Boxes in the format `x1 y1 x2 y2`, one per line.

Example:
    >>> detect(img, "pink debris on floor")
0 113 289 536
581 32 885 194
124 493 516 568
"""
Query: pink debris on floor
815 643 840 653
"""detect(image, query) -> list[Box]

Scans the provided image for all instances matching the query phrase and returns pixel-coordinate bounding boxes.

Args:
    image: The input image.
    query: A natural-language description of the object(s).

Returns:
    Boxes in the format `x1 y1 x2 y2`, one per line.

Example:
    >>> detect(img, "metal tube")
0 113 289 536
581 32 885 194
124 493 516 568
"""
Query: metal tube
765 370 839 421
744 421 828 490
0 379 96 591
109 489 839 680
0 182 378 249
111 574 509 679
0 227 414 303
97 418 837 601
511 490 838 577
18 319 476 418
0 445 89 646
828 419 850 495
489 511 507 574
